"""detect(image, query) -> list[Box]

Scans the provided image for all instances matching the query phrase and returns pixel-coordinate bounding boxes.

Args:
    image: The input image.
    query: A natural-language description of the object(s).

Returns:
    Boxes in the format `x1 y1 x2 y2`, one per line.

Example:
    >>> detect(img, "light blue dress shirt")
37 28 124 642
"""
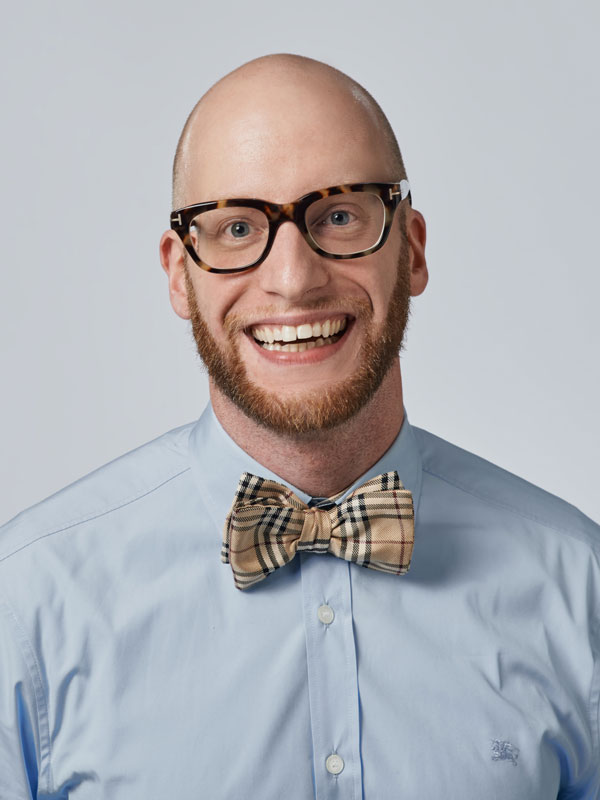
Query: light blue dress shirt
1 404 599 799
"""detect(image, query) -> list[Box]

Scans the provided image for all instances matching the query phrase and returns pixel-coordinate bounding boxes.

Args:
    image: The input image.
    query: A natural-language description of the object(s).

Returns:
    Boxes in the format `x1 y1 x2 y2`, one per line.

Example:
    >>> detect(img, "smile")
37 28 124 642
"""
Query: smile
250 317 348 352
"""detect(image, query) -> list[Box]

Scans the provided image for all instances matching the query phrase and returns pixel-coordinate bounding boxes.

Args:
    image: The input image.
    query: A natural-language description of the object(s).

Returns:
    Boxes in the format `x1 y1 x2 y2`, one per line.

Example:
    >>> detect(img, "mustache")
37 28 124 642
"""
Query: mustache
224 295 373 336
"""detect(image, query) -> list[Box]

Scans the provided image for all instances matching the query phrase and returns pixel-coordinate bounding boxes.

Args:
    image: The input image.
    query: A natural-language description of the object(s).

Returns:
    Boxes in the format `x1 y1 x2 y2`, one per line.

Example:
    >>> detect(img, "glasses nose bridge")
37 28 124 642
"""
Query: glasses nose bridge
277 200 301 228
267 199 309 241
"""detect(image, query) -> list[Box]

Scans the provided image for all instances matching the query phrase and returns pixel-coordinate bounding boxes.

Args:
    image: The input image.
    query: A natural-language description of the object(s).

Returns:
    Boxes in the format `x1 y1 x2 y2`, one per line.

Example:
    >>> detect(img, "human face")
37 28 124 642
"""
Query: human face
183 221 412 435
161 67 426 436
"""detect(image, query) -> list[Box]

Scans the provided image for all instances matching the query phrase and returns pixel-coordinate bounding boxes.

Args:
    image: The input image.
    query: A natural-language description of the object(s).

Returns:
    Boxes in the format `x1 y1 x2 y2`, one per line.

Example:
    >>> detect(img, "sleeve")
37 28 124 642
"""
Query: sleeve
0 597 46 800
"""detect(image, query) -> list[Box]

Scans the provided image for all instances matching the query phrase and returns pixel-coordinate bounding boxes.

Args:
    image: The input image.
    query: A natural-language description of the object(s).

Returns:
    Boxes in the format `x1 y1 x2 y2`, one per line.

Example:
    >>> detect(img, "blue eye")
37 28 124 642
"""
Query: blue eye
229 221 250 238
329 210 350 226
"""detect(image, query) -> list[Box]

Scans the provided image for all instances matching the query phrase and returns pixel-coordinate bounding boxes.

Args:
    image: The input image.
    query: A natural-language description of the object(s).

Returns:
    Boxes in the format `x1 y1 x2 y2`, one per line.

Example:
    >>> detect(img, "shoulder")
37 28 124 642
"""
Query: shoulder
411 424 600 551
0 421 196 562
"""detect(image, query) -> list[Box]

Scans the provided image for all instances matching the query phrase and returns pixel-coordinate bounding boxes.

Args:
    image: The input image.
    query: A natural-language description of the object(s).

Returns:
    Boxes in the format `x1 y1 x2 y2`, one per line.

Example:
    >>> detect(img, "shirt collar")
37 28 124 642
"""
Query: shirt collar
188 402 423 531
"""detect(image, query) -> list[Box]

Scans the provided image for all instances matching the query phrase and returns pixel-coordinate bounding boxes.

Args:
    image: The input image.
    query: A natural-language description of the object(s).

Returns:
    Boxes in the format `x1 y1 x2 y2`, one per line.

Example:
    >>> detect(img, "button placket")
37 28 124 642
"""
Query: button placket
301 554 362 799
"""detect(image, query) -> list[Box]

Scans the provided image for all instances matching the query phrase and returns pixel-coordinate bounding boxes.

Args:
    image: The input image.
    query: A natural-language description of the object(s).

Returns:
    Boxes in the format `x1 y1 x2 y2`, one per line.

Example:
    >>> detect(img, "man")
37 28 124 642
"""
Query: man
1 54 598 799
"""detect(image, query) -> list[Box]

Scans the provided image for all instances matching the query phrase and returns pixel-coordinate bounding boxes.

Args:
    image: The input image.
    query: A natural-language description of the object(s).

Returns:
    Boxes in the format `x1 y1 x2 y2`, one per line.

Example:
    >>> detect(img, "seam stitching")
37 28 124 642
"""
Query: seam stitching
588 611 600 768
0 467 192 563
0 597 53 794
422 465 600 553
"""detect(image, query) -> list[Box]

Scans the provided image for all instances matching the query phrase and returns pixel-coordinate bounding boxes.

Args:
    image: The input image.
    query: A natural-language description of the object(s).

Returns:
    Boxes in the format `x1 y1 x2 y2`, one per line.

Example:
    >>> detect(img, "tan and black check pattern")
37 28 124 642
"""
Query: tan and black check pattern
222 471 415 590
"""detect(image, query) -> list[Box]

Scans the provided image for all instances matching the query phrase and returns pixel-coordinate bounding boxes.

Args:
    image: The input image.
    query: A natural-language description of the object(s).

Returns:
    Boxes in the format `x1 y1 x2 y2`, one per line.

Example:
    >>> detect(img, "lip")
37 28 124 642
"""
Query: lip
245 318 355 364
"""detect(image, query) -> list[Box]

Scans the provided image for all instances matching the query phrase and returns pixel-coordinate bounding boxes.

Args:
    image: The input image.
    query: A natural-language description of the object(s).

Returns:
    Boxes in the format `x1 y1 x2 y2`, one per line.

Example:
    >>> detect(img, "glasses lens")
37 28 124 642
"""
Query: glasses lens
188 206 269 270
305 192 386 255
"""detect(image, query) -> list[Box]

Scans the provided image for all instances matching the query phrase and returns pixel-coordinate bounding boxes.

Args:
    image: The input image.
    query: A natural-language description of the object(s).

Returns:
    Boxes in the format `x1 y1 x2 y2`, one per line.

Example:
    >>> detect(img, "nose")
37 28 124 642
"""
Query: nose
256 221 331 302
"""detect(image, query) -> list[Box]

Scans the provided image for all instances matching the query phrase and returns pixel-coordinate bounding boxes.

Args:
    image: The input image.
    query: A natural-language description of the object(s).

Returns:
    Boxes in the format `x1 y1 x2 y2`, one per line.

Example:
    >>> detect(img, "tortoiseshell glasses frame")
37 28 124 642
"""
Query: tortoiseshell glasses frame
170 180 412 274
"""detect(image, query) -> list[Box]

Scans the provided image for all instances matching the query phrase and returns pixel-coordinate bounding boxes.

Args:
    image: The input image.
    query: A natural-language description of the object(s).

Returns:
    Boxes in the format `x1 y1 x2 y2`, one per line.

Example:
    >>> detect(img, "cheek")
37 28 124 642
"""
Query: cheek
370 246 405 317
205 303 233 343
188 273 235 334
371 289 395 327
340 244 401 315
352 271 395 324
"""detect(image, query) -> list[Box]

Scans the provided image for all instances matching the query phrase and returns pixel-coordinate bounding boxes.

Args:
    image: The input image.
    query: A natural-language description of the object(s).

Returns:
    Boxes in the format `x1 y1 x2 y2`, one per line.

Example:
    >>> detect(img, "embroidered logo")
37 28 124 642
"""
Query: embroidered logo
491 739 519 766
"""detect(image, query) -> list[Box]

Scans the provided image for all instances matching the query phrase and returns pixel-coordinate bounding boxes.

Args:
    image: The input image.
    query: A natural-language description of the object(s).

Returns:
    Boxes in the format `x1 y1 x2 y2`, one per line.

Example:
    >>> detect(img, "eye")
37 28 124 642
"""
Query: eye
228 221 251 238
328 210 351 226
310 206 359 229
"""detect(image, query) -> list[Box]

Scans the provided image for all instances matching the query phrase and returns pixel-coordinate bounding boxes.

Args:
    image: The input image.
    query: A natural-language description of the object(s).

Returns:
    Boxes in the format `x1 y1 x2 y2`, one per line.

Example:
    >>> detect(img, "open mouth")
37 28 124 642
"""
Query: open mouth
249 316 350 352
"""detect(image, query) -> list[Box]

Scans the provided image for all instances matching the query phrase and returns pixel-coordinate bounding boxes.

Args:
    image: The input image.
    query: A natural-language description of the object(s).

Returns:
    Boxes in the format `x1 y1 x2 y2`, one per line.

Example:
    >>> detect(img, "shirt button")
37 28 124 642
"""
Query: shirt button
326 753 344 775
317 604 335 625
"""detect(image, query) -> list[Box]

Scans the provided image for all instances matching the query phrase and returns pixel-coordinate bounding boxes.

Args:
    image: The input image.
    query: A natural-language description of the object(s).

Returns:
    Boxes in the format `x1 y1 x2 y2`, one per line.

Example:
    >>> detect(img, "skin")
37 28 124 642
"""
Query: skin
160 55 428 497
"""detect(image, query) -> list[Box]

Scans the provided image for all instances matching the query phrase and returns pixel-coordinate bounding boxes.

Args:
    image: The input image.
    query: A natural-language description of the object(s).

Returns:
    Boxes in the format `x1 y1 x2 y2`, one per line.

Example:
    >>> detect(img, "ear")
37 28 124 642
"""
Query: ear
405 209 428 297
159 231 191 320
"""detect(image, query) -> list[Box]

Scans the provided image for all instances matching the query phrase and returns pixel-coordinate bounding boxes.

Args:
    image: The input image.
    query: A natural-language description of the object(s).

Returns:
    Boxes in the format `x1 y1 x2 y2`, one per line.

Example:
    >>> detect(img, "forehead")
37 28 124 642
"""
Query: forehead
180 74 394 204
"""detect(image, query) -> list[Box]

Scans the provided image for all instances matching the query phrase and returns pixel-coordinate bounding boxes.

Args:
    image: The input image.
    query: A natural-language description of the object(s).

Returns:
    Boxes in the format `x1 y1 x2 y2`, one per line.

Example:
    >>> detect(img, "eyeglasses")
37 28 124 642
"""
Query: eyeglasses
170 180 411 274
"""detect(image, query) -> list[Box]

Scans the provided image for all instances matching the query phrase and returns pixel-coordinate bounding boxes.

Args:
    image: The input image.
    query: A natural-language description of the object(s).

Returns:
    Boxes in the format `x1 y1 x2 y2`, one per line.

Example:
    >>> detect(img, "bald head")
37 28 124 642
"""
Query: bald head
172 54 406 209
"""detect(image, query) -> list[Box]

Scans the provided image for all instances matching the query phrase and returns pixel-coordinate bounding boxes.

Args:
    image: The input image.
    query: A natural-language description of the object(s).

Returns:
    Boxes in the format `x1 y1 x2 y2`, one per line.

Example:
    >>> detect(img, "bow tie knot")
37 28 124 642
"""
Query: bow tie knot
298 506 336 552
222 471 415 590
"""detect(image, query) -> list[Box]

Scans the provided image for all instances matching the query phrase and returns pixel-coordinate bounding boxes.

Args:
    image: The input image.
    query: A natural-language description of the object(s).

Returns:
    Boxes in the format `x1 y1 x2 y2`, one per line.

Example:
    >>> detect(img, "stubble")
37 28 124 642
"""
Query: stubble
184 233 411 437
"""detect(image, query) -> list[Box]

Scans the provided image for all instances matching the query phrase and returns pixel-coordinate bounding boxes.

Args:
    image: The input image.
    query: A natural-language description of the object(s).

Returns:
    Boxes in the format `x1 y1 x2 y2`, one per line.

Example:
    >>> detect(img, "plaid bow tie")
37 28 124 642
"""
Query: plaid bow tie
222 471 415 590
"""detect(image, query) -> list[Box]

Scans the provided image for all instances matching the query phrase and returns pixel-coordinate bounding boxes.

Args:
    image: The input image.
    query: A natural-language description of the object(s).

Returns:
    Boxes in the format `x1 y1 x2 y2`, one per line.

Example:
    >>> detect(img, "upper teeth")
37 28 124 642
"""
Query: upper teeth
251 318 347 343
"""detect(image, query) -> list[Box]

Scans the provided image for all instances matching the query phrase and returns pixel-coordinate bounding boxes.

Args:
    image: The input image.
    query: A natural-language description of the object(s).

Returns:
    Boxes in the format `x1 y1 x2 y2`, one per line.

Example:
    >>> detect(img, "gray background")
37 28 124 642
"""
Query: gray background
1 0 598 524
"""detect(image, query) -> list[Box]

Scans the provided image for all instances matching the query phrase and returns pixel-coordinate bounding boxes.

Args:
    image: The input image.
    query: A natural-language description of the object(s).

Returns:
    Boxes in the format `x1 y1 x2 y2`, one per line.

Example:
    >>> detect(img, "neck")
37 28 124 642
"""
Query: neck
210 364 405 497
